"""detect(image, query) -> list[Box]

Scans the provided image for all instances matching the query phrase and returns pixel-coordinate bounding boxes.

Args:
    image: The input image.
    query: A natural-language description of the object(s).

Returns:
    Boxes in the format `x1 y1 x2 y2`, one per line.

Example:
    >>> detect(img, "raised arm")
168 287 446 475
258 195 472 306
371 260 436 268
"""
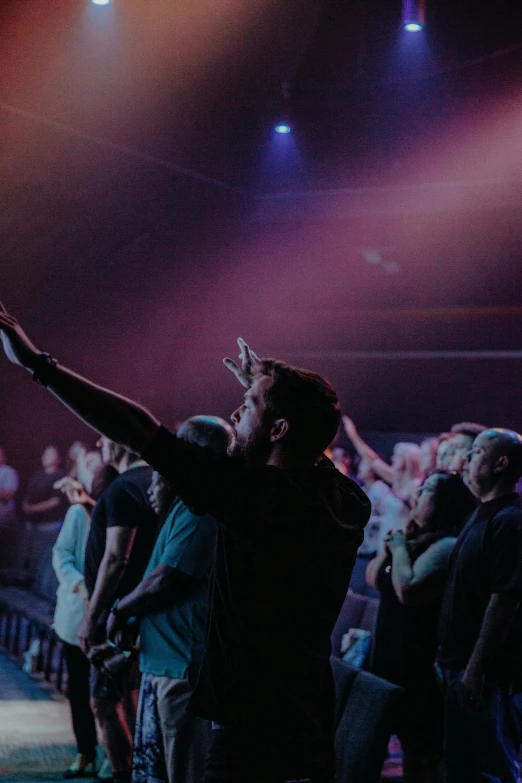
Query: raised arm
0 301 160 453
342 416 394 485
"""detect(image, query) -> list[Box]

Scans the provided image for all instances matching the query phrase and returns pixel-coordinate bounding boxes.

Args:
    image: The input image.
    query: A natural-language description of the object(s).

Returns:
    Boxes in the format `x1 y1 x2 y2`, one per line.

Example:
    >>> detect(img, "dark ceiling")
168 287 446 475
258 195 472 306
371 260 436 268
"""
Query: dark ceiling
2 0 522 475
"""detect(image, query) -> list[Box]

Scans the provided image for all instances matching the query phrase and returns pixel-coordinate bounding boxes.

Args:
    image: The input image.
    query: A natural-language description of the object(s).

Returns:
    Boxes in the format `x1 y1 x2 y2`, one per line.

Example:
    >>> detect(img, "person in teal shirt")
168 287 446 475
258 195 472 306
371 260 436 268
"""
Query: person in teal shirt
107 416 232 783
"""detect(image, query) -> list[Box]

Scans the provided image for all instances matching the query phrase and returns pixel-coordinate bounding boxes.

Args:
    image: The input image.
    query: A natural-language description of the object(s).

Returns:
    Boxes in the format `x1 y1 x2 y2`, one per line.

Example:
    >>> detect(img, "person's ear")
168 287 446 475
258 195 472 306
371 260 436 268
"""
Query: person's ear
493 455 509 475
270 418 289 443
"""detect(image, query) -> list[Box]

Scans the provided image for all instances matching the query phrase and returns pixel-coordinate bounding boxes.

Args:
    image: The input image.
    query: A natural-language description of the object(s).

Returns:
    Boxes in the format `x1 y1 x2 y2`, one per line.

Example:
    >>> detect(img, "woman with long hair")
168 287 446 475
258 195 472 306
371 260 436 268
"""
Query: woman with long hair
366 471 476 783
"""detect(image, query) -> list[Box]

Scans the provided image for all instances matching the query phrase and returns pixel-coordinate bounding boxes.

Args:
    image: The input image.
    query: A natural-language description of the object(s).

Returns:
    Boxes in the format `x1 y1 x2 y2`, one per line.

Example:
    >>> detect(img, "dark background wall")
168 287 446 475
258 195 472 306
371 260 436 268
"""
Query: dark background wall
1 0 522 483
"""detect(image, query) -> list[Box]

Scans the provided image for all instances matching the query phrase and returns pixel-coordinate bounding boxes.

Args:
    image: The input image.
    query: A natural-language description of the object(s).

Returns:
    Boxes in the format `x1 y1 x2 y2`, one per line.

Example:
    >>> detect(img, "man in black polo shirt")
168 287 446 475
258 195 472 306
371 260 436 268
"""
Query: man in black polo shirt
0 309 370 783
81 436 156 783
438 428 522 783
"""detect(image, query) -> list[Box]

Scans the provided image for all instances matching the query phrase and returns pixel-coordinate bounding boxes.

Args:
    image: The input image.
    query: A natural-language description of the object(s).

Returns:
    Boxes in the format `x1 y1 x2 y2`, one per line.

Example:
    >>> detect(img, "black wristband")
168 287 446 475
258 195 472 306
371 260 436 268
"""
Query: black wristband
110 599 120 616
32 353 58 387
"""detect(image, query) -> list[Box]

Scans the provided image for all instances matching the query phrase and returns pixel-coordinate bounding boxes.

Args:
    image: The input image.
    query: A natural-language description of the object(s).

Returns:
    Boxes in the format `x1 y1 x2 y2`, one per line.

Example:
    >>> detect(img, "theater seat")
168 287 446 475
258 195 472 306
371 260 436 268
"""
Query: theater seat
331 656 402 783
330 591 380 665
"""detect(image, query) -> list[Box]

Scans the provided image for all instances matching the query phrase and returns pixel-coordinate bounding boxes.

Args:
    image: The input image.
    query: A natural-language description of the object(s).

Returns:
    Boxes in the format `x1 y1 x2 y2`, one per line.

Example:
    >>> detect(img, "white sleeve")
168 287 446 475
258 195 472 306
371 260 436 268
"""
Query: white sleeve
52 505 87 591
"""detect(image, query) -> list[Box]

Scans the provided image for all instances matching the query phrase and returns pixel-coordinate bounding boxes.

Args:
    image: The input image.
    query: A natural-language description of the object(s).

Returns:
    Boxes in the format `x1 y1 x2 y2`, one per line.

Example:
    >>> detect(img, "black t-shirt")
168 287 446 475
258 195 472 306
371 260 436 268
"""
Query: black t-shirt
24 468 68 523
438 493 522 681
143 426 371 744
84 465 157 599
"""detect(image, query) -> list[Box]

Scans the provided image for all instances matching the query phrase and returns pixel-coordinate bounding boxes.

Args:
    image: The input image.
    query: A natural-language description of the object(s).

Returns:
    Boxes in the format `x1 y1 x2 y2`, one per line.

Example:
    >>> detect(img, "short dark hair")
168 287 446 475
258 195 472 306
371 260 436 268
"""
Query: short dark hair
257 359 341 461
177 416 232 454
450 422 487 439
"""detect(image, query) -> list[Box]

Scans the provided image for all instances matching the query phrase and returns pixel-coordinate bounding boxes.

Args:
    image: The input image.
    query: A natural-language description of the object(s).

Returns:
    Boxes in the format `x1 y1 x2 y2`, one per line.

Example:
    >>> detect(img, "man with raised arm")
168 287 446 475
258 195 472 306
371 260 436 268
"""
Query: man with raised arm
0 302 370 783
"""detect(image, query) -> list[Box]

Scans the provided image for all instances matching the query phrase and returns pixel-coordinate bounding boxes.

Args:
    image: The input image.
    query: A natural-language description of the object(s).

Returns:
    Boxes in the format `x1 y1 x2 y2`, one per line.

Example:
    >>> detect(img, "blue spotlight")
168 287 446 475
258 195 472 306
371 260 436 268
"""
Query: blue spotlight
404 22 422 31
92 0 110 5
275 124 291 134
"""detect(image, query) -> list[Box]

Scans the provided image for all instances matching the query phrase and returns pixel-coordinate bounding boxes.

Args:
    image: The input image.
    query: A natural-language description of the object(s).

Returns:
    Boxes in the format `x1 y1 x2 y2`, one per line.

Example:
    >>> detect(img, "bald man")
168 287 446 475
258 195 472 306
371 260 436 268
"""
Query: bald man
438 428 522 783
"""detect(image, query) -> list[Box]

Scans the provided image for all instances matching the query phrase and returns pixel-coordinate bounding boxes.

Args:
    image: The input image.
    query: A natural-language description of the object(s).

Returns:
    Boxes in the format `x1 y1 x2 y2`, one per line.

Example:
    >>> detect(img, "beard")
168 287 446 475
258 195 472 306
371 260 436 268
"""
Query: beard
227 428 273 466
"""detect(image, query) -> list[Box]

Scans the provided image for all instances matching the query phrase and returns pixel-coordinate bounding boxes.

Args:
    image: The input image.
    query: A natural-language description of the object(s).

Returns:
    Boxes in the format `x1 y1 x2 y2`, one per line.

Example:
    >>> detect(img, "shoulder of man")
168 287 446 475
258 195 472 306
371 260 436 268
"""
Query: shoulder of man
489 502 522 529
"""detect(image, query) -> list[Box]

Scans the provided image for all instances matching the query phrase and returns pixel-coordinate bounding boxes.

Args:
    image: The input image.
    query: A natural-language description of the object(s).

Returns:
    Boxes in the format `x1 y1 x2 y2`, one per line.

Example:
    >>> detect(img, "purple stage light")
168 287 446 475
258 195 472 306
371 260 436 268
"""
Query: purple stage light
275 124 291 134
404 22 422 31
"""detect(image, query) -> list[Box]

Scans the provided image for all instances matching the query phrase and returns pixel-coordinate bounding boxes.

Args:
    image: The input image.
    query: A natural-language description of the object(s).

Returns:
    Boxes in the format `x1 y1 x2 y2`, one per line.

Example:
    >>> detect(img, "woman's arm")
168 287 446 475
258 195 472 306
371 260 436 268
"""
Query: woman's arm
342 417 393 485
365 552 388 590
388 532 456 606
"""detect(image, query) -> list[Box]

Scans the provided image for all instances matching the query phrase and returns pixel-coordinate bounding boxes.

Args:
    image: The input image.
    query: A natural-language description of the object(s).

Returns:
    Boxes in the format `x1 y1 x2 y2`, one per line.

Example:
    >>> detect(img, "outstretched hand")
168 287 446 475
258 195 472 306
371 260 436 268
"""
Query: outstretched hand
0 300 41 370
223 337 261 389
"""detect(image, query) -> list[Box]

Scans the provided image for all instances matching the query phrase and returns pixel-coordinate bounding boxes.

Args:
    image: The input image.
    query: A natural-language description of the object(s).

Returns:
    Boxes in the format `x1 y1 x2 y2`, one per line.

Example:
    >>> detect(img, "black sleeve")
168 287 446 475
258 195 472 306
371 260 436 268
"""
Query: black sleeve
104 480 146 530
487 510 522 594
142 426 280 532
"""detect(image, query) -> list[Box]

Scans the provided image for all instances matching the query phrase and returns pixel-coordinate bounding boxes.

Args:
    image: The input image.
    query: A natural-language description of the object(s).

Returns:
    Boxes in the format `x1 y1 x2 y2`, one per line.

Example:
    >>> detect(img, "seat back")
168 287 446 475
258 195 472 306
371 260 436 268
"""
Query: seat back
331 656 402 783
331 591 379 664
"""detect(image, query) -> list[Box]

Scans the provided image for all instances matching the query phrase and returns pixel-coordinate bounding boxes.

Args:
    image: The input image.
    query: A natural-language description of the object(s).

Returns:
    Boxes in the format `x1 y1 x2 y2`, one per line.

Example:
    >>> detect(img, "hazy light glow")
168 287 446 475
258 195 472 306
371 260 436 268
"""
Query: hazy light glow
404 22 423 31
91 0 110 5
275 124 291 134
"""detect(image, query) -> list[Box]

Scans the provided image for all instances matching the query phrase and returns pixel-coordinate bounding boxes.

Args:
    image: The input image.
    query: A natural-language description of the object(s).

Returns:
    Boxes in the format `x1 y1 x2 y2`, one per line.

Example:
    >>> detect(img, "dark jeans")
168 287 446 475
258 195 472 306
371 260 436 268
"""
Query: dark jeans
443 668 522 783
63 641 97 756
203 727 335 783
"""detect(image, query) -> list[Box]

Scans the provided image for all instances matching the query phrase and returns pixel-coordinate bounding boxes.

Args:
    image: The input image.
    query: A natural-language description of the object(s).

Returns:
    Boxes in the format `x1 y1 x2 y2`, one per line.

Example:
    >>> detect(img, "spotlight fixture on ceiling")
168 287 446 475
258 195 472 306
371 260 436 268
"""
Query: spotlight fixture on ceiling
274 81 293 135
91 0 110 5
402 0 424 31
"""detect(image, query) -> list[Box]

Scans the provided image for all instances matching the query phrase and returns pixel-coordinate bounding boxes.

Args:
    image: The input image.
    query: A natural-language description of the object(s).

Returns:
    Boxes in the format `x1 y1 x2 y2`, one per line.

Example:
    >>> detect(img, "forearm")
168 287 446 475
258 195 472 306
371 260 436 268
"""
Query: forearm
371 459 394 486
116 571 174 619
390 545 414 600
43 363 160 454
23 497 60 514
87 552 128 621
366 552 387 590
349 430 379 465
467 592 521 674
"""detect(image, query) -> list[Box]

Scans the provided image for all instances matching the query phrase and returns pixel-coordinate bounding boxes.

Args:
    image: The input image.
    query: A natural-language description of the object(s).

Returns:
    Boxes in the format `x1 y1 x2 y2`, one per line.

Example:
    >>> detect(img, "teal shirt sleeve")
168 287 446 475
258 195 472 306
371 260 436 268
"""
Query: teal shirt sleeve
160 500 216 580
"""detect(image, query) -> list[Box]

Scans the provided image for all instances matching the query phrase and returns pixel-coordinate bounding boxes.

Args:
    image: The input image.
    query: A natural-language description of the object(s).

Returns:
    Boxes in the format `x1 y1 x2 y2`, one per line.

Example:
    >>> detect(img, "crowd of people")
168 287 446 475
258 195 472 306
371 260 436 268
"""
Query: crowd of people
0 304 522 783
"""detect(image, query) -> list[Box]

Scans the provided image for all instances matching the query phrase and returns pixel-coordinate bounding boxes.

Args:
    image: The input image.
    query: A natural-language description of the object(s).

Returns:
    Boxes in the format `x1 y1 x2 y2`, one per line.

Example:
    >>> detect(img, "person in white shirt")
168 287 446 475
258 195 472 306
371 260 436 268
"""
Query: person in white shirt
0 446 19 526
53 453 116 779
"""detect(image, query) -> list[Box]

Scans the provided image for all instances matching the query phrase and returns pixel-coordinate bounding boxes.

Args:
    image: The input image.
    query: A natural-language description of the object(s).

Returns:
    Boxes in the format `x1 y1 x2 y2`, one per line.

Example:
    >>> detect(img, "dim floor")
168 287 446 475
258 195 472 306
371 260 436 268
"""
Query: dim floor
0 653 403 782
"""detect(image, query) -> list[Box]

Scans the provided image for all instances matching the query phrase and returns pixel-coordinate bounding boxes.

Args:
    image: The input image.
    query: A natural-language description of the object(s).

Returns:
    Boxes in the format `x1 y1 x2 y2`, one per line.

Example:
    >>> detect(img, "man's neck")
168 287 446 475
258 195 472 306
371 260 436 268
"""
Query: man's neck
266 450 315 471
117 457 147 475
479 482 518 504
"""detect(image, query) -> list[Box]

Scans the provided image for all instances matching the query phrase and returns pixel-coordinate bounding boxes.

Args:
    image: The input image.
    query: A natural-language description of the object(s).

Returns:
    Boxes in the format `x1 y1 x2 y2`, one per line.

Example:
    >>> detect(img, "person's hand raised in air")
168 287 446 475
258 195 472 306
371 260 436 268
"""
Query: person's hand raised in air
0 300 42 370
223 337 262 388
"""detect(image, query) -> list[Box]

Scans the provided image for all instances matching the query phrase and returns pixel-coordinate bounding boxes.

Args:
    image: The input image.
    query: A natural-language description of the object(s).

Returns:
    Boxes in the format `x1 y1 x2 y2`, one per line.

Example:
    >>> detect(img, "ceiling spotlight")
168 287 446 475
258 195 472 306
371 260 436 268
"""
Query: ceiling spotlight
275 124 291 134
92 0 110 5
402 0 424 32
